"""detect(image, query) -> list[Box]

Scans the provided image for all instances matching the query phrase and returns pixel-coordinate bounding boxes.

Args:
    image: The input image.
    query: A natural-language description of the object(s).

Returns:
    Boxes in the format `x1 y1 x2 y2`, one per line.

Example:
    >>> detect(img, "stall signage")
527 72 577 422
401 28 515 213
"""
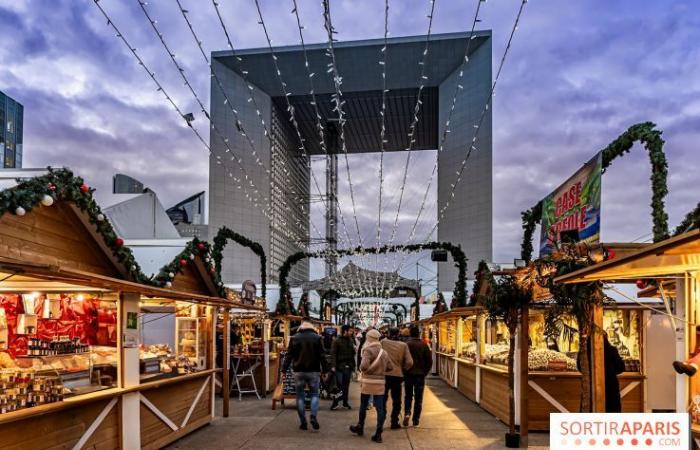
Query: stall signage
550 413 689 450
539 152 602 255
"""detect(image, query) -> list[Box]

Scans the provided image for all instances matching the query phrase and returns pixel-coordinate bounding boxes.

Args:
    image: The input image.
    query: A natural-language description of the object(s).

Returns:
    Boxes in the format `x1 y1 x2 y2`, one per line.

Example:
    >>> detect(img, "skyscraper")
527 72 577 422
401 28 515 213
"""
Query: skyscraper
209 32 493 290
0 91 24 169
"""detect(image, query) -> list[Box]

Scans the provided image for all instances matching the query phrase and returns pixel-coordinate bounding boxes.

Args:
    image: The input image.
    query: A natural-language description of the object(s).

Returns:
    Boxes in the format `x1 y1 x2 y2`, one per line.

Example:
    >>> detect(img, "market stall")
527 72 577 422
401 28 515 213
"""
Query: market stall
0 172 240 449
555 229 700 436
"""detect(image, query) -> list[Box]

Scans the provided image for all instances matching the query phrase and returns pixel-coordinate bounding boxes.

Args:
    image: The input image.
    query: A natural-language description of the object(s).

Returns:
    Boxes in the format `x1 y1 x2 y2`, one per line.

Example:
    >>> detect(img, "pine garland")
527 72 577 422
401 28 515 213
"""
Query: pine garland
278 242 468 312
211 226 267 298
674 202 700 236
520 122 669 261
0 168 223 296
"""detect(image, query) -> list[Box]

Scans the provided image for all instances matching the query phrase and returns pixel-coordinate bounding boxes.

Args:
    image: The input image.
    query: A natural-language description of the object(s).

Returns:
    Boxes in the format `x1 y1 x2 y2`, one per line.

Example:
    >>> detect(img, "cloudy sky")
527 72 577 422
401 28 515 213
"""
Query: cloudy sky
1 0 698 290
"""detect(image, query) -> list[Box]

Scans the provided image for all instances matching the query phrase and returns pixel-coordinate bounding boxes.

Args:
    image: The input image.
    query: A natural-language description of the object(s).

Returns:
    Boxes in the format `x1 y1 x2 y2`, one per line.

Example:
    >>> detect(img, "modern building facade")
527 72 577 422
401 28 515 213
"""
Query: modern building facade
113 173 144 194
0 91 23 169
209 32 493 291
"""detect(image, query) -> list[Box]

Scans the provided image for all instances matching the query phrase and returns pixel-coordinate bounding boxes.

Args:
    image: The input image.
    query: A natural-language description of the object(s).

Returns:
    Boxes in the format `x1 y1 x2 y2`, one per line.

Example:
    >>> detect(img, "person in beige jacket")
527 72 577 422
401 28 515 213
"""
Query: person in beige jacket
350 329 393 443
381 327 414 429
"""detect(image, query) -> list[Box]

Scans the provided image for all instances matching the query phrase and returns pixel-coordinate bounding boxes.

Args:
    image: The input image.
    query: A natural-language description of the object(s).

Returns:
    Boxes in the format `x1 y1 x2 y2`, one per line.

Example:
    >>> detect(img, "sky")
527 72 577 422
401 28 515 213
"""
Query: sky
1 0 698 290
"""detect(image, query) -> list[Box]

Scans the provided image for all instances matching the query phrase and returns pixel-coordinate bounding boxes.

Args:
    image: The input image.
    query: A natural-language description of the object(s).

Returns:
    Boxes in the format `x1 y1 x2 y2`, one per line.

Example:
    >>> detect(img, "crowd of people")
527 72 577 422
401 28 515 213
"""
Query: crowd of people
282 322 433 443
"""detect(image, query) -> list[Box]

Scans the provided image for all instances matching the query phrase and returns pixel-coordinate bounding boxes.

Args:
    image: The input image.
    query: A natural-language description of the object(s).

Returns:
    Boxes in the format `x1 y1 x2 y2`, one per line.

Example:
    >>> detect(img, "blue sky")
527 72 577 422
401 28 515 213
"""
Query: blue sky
1 0 698 287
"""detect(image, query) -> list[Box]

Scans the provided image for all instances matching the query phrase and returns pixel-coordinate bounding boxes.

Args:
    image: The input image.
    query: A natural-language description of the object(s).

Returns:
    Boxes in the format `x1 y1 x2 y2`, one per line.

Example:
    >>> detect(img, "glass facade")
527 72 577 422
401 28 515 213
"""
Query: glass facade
0 91 23 169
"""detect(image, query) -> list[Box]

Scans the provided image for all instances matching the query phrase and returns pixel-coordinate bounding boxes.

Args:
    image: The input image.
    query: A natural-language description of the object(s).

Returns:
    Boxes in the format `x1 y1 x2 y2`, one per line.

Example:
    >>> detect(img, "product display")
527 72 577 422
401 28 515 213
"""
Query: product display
0 368 63 414
459 317 478 361
604 309 641 373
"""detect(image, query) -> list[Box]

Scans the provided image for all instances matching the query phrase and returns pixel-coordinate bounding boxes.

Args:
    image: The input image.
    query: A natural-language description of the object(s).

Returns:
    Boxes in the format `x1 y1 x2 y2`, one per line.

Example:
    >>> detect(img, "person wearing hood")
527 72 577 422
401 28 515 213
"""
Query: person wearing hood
283 321 328 431
350 328 394 443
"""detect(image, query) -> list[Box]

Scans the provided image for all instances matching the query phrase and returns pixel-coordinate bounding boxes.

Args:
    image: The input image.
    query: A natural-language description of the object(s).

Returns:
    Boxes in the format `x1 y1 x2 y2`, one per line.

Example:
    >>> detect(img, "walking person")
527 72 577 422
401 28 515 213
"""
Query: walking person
381 327 413 429
403 325 432 427
282 321 328 431
350 329 393 443
330 324 356 410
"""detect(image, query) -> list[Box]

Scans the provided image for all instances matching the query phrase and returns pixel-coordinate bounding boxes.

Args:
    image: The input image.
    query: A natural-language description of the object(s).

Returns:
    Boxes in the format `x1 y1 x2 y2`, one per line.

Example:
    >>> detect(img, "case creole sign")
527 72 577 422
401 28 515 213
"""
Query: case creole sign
539 152 602 255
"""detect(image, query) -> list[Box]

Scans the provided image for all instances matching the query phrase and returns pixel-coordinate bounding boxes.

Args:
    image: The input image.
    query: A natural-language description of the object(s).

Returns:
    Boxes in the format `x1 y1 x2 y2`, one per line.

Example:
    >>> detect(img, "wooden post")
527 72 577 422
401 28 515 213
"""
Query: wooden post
120 291 141 450
591 304 606 412
223 308 231 418
519 308 529 448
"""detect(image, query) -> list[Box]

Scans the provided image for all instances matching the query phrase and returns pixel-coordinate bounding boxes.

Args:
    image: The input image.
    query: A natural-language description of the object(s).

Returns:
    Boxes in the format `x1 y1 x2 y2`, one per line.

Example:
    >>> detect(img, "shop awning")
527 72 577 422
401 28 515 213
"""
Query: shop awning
555 229 700 284
0 256 262 310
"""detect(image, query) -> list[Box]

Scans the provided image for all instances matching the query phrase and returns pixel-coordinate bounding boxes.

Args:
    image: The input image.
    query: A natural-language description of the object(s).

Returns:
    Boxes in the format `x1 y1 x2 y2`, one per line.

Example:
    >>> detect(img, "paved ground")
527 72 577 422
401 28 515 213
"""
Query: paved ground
167 377 549 449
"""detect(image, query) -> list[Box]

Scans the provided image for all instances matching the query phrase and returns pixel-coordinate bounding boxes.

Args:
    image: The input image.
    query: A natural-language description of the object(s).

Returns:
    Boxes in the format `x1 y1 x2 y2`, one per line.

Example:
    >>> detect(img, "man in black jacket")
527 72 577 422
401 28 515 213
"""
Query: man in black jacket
403 325 432 427
283 321 328 431
330 324 355 410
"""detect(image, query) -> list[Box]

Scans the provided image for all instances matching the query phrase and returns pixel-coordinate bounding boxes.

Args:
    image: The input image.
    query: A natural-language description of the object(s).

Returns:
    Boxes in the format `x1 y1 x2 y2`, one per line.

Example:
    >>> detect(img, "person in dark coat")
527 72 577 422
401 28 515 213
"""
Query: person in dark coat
283 321 328 431
604 334 625 412
331 324 356 410
404 325 433 427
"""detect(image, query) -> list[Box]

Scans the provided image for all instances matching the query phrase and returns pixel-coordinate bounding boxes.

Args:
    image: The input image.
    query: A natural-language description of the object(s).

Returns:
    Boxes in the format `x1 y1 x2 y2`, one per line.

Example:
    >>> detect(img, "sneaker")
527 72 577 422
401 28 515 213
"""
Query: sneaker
310 416 320 430
371 434 383 443
673 361 698 376
413 420 420 428
390 423 401 430
299 422 308 431
349 424 364 436
330 403 341 411
402 415 410 427
343 404 352 410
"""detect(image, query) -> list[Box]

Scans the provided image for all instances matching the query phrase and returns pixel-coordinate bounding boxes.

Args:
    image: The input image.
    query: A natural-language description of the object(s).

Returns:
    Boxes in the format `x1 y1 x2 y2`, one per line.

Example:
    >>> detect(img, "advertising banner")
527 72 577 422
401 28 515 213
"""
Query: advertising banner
539 152 602 255
550 413 689 450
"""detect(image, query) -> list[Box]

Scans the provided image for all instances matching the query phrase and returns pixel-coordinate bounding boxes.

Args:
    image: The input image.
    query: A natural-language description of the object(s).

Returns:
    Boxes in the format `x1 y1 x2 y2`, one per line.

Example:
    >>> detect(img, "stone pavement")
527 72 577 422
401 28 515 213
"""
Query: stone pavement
166 377 549 449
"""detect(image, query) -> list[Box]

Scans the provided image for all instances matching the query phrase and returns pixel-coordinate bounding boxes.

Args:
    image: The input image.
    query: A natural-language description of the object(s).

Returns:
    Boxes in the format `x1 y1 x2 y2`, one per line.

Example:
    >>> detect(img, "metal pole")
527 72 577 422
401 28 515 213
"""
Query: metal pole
325 121 339 278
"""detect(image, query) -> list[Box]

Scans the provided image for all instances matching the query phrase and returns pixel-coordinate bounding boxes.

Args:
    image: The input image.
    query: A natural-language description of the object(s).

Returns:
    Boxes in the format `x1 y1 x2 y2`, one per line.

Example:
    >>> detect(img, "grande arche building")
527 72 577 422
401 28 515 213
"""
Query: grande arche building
208 31 493 293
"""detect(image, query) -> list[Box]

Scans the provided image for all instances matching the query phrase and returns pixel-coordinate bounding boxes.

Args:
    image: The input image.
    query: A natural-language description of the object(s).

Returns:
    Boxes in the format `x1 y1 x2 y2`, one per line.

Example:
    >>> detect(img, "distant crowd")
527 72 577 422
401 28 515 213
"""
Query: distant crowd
283 323 432 443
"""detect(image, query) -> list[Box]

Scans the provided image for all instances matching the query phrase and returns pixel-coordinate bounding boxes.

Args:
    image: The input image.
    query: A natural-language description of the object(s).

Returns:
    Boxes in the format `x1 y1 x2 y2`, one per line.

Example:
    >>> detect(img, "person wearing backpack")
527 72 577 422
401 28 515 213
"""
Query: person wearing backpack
349 329 393 443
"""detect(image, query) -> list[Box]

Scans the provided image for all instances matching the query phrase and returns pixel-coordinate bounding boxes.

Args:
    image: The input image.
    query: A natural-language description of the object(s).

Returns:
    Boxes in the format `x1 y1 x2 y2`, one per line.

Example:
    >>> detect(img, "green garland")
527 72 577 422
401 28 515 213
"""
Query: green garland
211 226 267 298
469 260 493 306
279 242 468 311
674 202 700 236
152 237 225 297
0 168 223 295
520 122 669 261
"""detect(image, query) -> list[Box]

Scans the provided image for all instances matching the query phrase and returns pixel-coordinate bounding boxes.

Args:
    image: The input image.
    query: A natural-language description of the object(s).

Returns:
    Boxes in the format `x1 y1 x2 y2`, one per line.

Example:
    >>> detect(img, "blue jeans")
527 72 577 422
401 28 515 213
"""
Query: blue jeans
294 372 320 424
334 366 353 405
359 393 385 434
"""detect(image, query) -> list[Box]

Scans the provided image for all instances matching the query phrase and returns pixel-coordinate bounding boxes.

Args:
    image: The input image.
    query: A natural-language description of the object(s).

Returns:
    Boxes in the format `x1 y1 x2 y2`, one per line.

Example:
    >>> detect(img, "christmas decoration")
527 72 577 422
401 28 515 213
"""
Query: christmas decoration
674 202 700 236
40 195 54 206
197 242 205 251
168 272 175 279
520 122 669 262
278 241 468 310
212 226 266 298
0 168 223 295
635 279 648 290
165 281 172 288
179 259 188 267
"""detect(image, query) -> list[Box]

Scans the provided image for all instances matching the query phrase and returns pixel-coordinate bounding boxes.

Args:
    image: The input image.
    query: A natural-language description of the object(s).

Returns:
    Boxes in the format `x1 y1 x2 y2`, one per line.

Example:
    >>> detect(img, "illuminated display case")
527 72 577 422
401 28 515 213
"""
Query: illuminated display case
438 319 456 355
603 309 641 372
528 310 579 372
458 317 478 362
176 317 207 369
481 319 511 368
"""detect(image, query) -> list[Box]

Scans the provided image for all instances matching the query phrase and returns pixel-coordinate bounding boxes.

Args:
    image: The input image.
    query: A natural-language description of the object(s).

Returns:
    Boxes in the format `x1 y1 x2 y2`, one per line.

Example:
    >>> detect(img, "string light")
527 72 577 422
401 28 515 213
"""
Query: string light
385 0 485 290
322 0 364 249
391 0 529 293
93 0 306 245
209 0 312 238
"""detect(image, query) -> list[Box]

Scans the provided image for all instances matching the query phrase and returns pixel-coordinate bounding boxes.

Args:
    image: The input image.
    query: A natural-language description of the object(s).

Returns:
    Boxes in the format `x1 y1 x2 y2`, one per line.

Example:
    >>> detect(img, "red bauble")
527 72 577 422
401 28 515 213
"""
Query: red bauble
48 183 57 191
80 183 90 193
606 249 616 260
115 238 124 247
197 243 205 251
635 279 648 289
180 259 188 267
